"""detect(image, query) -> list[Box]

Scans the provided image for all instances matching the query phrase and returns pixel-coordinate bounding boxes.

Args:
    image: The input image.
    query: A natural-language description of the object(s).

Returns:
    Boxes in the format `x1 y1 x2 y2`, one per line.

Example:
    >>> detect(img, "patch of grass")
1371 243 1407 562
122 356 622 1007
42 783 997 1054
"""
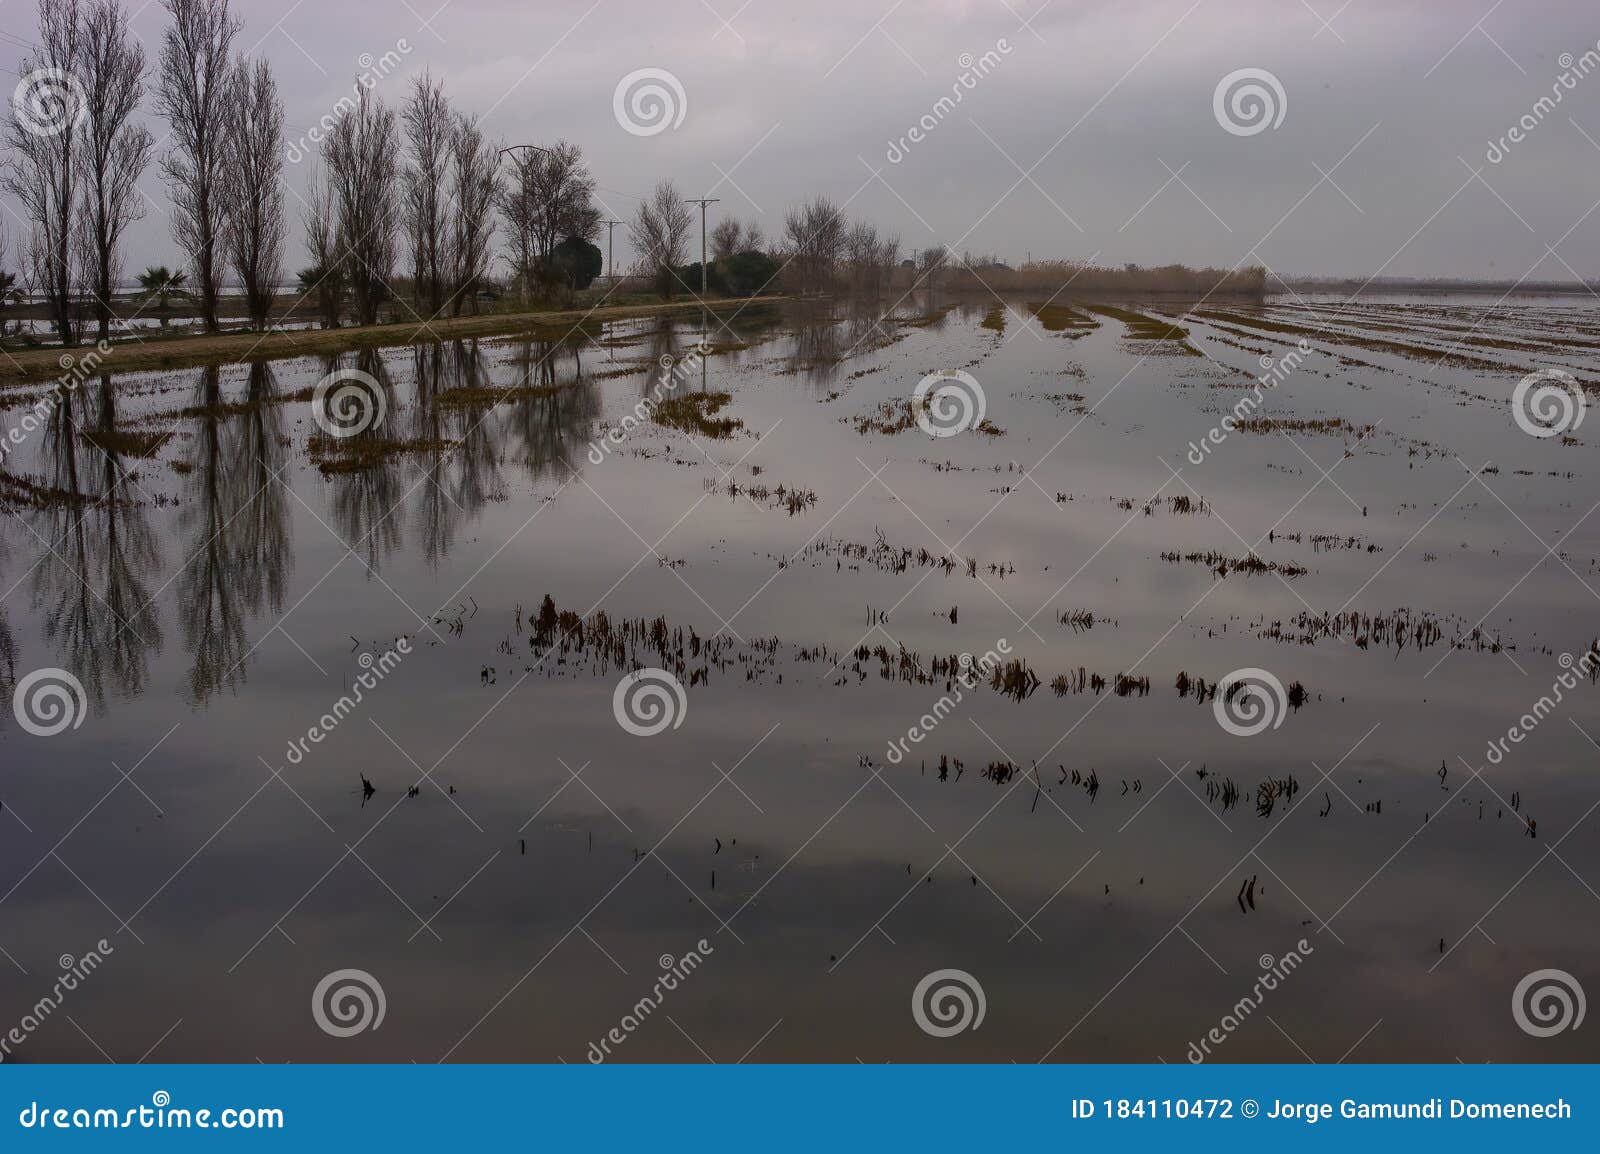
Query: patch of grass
432 382 574 408
851 397 1005 437
1028 301 1097 332
654 391 744 438
1085 303 1192 341
308 432 455 474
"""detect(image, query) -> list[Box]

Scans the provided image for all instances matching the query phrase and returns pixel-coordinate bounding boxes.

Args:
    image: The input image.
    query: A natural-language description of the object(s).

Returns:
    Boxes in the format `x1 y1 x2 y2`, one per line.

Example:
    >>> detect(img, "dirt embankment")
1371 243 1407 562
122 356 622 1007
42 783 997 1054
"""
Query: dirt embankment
0 296 781 386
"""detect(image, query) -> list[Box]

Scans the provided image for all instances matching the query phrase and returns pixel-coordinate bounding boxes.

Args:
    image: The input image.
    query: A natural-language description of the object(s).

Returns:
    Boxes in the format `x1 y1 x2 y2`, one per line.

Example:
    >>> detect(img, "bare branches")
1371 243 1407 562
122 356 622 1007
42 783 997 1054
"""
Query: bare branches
300 165 346 328
629 180 693 299
497 140 597 300
783 196 845 295
222 56 285 329
4 0 86 345
447 113 500 316
156 0 240 332
710 217 766 261
323 87 400 325
78 0 152 341
401 73 452 314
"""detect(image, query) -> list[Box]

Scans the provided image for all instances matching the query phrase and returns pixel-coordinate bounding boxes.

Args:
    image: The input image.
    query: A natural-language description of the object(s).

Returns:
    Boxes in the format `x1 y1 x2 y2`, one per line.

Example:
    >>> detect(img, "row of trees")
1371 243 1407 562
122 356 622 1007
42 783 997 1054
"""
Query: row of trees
3 0 947 347
3 0 283 342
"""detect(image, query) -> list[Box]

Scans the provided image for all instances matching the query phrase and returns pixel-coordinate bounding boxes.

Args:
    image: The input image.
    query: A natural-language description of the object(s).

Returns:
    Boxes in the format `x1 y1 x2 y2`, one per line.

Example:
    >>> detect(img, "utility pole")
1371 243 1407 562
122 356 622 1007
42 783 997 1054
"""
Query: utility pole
687 197 720 296
602 219 624 281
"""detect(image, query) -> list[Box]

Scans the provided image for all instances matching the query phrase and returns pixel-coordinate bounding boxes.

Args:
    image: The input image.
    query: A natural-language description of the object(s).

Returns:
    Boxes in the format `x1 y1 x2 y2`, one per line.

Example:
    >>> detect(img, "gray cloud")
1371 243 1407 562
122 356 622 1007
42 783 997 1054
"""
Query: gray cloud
4 0 1596 279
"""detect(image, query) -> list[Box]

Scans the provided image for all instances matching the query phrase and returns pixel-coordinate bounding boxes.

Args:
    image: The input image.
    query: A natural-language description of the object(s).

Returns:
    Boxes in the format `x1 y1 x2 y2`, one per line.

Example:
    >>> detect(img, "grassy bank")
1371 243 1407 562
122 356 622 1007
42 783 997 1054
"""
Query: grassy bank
0 296 780 386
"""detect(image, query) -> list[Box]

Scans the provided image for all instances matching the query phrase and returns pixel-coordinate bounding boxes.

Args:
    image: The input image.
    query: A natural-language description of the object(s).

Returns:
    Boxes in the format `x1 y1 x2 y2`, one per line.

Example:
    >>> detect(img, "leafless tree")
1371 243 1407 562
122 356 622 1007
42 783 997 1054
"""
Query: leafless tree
629 180 693 299
498 140 597 298
874 233 901 292
222 56 284 329
4 0 85 344
324 87 400 325
447 113 499 315
916 245 950 289
300 164 346 328
156 0 239 332
709 217 767 261
77 0 152 341
844 221 883 291
783 196 846 295
401 73 452 314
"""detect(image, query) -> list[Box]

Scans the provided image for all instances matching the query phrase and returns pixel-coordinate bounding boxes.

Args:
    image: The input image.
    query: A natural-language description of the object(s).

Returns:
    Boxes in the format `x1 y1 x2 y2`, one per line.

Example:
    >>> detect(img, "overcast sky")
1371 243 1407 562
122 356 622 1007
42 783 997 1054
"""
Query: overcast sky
4 0 1599 280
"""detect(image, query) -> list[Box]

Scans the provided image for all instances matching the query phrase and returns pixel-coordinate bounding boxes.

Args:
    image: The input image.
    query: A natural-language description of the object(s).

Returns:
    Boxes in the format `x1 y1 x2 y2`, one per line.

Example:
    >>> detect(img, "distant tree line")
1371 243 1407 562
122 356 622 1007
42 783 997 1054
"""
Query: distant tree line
0 0 1267 349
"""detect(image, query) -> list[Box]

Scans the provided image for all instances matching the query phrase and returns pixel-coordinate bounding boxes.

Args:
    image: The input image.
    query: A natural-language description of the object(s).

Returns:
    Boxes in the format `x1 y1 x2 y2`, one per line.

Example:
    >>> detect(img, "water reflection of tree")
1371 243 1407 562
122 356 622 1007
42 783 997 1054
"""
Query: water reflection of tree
28 379 164 708
178 364 249 702
498 337 598 483
328 349 404 575
177 360 295 702
410 341 503 566
229 361 292 616
89 376 164 699
788 298 847 390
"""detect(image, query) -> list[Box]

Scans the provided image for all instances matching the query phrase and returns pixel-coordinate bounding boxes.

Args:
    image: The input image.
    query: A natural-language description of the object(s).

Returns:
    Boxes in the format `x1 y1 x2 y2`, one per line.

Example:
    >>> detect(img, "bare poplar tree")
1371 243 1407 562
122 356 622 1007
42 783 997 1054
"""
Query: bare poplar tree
156 0 239 332
446 115 500 315
324 87 399 325
844 221 881 291
401 73 452 314
874 233 901 291
77 0 152 341
498 152 539 299
916 245 950 289
629 181 693 299
783 196 846 295
4 0 85 345
300 164 346 328
222 56 285 329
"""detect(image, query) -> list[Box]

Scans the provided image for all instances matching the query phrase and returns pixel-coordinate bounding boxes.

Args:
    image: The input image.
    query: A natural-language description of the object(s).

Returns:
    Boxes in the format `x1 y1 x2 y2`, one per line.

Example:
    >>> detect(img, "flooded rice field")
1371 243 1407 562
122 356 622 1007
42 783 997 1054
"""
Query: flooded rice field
2 293 1598 1063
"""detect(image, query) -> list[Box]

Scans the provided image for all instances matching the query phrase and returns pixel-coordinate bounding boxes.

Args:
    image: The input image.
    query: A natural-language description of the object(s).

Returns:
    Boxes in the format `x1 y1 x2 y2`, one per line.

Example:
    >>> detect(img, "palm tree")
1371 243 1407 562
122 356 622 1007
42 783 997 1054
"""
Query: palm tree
0 270 16 335
137 266 188 318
